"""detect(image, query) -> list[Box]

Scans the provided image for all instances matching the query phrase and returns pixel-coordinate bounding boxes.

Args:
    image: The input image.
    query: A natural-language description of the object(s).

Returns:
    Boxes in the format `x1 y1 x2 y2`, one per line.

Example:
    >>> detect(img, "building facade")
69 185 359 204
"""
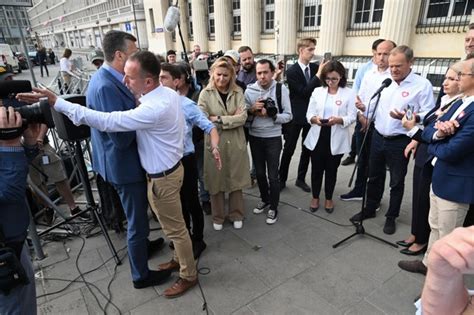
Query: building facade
0 6 32 53
27 0 148 51
145 0 473 59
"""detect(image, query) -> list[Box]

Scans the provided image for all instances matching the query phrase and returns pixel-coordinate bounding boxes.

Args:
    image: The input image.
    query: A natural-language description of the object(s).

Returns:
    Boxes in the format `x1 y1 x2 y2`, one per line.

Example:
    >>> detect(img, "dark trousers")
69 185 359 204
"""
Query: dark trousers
112 181 150 281
279 122 311 183
194 139 209 203
411 154 432 244
352 122 373 196
366 131 411 218
39 62 49 77
310 126 343 200
249 135 282 210
463 204 474 227
180 153 204 241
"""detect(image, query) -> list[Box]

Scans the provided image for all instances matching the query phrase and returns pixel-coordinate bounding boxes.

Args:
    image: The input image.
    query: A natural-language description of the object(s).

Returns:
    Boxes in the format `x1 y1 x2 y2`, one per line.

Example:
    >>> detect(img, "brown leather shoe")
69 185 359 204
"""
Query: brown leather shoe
158 259 180 272
163 277 198 298
398 260 427 275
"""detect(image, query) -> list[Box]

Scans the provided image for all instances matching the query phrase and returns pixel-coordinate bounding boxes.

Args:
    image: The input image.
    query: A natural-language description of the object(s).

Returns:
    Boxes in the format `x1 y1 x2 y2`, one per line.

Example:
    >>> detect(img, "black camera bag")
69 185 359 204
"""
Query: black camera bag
0 227 29 296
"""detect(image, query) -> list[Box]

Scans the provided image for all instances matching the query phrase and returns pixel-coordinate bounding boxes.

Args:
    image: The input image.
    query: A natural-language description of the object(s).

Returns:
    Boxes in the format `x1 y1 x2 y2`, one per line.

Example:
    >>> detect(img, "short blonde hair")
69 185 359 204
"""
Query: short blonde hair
297 37 317 54
207 58 237 92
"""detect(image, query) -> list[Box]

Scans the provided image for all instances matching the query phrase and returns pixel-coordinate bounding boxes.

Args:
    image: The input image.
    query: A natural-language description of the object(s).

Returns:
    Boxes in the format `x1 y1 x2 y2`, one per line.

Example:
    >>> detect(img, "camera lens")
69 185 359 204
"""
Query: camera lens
15 99 55 128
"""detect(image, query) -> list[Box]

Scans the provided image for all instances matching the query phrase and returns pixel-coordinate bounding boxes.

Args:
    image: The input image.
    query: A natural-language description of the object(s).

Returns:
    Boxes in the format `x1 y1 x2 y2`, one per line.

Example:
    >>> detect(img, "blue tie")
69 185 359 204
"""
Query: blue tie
304 66 310 83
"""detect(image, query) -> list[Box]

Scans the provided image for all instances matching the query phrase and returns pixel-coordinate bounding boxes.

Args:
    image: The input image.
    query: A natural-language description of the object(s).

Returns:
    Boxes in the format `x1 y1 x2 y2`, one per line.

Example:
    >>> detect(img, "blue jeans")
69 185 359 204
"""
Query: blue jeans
365 131 410 218
249 135 282 210
112 181 150 282
0 243 36 315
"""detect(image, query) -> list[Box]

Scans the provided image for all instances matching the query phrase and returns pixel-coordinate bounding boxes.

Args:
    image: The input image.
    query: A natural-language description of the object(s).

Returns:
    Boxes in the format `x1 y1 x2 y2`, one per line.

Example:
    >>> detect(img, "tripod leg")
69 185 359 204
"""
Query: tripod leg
91 206 122 265
364 231 399 248
26 198 46 260
332 232 360 248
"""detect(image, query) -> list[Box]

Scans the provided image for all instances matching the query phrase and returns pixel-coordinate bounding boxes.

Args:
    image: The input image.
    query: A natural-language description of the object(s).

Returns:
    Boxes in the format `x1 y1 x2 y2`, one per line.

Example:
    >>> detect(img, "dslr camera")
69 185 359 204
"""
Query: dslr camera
262 97 278 118
0 81 54 140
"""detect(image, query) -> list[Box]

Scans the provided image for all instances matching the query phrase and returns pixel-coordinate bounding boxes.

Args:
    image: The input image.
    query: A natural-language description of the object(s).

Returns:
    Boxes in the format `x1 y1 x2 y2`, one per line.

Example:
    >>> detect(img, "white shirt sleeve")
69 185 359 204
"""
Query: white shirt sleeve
54 97 162 132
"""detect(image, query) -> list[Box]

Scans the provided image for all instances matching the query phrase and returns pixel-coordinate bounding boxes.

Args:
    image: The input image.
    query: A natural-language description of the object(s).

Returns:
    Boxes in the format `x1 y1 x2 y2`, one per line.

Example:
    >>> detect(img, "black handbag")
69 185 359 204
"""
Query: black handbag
0 227 29 295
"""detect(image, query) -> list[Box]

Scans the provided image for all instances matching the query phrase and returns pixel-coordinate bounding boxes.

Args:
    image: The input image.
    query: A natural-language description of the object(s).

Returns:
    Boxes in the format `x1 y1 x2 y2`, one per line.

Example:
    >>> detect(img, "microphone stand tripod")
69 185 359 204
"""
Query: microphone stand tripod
333 92 398 249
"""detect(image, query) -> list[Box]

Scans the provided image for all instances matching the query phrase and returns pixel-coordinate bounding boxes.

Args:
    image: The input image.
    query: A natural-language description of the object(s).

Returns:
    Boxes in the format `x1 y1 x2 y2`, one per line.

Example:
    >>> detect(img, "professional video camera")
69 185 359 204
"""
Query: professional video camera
193 50 224 86
0 80 54 140
261 98 278 118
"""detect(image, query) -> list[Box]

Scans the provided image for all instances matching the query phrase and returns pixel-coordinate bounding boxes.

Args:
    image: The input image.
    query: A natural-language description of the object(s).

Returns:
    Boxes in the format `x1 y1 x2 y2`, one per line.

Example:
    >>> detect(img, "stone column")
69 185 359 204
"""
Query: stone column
214 0 231 51
379 0 416 45
241 0 260 52
275 0 297 55
191 0 208 52
177 0 189 51
318 0 348 55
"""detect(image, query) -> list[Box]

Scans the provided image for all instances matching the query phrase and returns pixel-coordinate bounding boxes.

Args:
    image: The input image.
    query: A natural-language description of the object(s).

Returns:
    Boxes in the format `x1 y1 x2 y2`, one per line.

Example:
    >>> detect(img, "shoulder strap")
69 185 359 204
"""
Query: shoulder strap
276 82 283 113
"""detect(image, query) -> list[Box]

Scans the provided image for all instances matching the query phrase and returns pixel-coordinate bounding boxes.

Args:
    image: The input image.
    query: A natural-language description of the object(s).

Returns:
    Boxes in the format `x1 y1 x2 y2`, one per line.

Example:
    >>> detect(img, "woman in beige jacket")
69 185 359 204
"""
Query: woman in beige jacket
198 58 251 230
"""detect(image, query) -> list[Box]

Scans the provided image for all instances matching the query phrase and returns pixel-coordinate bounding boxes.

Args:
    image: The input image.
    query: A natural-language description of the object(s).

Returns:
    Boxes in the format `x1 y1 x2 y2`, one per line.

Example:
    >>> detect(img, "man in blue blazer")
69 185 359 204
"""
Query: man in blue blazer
399 58 474 275
86 31 169 288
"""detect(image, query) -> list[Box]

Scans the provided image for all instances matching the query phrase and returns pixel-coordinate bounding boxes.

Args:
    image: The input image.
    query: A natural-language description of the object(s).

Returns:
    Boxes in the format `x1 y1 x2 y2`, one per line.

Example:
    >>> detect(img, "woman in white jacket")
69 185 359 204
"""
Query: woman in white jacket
304 60 357 213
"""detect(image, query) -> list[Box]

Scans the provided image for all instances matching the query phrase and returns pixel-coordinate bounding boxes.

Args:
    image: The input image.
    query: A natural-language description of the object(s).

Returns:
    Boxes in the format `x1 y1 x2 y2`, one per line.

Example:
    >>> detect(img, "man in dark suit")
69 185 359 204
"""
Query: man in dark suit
279 37 322 192
86 31 168 288
398 58 474 275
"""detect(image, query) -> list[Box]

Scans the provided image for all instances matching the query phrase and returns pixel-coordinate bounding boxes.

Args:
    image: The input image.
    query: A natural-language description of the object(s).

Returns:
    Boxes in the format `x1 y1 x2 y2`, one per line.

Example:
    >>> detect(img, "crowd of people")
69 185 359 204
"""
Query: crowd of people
1 25 473 313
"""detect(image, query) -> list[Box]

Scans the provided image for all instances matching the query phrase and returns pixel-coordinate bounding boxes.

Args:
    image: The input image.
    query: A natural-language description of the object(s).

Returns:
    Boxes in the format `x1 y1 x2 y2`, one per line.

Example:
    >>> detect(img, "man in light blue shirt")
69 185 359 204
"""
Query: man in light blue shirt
159 63 220 259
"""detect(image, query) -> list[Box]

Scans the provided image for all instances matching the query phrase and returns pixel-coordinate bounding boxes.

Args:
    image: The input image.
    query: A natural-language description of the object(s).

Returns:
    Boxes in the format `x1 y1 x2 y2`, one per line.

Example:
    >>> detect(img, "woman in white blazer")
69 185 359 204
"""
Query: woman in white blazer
304 60 357 213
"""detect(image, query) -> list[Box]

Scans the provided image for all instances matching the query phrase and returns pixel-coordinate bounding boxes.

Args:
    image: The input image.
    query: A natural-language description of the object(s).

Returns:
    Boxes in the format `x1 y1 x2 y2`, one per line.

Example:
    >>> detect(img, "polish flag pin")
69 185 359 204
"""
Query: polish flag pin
335 100 342 106
402 91 409 97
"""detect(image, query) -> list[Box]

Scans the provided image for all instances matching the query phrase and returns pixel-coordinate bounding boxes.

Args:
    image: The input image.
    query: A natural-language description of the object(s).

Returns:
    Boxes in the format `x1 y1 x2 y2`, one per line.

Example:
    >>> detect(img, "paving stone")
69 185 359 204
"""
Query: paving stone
343 300 385 315
38 289 88 315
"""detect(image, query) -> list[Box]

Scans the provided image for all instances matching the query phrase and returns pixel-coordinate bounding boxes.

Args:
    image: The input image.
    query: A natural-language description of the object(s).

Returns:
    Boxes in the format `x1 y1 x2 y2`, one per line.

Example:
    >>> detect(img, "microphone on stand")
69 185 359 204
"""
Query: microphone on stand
164 6 180 32
370 78 392 100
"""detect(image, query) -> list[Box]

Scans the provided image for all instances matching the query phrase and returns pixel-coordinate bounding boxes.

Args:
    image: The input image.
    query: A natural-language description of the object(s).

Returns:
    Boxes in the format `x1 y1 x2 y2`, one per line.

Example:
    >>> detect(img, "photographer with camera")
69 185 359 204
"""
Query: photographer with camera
245 59 292 224
0 106 38 314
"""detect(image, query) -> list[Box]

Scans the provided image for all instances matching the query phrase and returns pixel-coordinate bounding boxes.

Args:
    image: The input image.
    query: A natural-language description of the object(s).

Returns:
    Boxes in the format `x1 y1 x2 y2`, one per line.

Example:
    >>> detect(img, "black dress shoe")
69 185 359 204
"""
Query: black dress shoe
148 237 165 258
400 246 427 256
192 240 207 259
341 155 355 166
295 179 311 192
398 260 427 275
310 205 319 213
349 210 376 223
133 269 172 289
383 217 396 235
396 240 414 247
325 207 334 214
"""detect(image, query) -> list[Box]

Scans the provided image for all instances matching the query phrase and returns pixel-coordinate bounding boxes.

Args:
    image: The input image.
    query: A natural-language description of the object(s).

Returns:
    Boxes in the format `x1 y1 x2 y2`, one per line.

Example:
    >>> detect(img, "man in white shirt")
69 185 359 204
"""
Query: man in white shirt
350 45 435 235
18 51 198 299
341 40 395 202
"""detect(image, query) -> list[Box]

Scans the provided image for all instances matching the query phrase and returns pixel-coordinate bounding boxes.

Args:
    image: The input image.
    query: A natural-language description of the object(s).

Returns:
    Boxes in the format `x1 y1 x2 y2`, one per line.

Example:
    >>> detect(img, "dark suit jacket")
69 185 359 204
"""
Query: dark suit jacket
86 67 145 185
285 62 321 125
422 100 474 204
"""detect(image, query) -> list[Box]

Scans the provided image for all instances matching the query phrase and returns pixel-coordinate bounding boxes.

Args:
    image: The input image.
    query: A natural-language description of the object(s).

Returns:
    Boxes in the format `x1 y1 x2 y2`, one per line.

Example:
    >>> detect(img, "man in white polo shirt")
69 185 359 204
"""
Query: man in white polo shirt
18 51 198 299
350 45 435 235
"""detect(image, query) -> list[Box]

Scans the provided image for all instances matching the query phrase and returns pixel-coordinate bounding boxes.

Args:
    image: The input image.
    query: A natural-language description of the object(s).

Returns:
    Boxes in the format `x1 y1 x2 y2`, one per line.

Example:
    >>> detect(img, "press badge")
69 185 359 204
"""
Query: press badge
41 155 50 165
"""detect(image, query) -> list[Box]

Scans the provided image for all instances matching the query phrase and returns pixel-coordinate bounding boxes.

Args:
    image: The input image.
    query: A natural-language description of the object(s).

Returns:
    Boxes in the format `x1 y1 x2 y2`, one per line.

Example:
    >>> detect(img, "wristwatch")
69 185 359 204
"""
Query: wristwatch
216 115 223 124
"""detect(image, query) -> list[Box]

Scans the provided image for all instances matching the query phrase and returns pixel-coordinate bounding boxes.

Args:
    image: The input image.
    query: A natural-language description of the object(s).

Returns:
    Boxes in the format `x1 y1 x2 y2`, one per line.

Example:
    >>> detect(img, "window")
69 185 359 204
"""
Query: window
208 0 215 35
187 0 193 38
351 0 384 25
233 0 241 35
263 0 275 32
149 8 155 33
301 0 322 30
425 0 473 21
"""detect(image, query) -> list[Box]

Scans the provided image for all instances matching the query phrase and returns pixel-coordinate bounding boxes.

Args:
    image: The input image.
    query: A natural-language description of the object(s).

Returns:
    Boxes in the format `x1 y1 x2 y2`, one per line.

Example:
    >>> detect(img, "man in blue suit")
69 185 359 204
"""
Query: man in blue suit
87 31 169 288
399 58 474 275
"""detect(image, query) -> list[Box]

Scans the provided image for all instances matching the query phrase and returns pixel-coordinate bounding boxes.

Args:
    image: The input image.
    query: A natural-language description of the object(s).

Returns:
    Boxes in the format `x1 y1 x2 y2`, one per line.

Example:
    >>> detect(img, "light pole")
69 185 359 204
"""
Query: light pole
131 0 141 48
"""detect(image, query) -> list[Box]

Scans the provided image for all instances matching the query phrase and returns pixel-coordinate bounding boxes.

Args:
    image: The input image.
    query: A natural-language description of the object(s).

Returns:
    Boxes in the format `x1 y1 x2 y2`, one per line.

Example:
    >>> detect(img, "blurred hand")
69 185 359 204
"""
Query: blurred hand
435 120 459 138
212 147 222 170
404 140 418 159
402 112 417 130
355 96 366 111
327 116 343 126
358 114 368 132
0 106 22 146
16 87 58 106
390 108 405 120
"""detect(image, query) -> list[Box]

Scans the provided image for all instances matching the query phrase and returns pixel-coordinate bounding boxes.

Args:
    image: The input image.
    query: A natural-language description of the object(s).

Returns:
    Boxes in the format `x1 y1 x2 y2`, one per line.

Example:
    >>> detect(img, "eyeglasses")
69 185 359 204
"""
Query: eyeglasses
325 77 340 82
457 72 474 79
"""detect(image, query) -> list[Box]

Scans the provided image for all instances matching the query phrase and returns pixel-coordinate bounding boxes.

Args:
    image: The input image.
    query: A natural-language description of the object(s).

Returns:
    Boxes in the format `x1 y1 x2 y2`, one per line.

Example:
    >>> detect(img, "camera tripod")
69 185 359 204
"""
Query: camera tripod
28 140 121 265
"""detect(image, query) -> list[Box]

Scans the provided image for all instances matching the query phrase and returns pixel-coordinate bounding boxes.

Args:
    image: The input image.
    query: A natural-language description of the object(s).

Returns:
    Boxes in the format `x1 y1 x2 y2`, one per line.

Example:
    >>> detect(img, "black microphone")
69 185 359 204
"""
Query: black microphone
370 78 392 99
164 6 180 32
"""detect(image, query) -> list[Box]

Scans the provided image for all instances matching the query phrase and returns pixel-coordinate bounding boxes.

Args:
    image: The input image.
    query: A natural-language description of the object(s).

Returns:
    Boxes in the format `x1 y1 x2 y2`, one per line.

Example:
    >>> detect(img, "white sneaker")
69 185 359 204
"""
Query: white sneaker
233 220 243 229
213 223 223 231
266 209 278 225
253 201 270 214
